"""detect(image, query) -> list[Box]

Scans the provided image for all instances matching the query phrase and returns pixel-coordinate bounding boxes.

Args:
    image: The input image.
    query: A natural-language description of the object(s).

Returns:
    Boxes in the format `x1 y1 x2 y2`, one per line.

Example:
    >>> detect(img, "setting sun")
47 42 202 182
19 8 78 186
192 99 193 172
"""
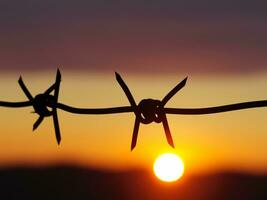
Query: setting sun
153 153 185 182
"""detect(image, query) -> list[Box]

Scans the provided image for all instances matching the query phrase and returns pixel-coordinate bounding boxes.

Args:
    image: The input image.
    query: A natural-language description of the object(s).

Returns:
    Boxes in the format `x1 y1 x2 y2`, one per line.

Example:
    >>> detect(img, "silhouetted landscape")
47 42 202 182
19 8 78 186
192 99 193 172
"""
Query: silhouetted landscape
0 166 266 200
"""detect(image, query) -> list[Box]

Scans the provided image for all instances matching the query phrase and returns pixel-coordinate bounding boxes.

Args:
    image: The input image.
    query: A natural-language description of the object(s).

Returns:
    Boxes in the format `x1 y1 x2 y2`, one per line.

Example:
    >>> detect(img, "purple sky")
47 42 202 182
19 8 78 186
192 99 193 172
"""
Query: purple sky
0 0 267 74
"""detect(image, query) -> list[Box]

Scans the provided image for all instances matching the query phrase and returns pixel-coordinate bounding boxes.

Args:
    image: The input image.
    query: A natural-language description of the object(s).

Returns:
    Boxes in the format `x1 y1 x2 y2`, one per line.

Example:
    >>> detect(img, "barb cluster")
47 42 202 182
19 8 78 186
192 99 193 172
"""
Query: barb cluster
115 73 187 150
18 70 61 144
1 69 267 150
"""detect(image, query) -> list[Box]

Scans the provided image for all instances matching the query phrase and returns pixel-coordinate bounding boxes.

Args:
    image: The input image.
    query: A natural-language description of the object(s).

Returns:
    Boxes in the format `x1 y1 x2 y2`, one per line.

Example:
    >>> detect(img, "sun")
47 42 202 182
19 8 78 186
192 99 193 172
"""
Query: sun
153 153 184 182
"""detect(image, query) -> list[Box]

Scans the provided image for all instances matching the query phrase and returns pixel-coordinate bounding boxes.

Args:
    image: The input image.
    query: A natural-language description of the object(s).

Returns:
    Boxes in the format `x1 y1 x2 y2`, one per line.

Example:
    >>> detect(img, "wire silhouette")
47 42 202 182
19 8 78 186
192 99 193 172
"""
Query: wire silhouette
1 69 267 150
115 72 187 150
18 69 61 144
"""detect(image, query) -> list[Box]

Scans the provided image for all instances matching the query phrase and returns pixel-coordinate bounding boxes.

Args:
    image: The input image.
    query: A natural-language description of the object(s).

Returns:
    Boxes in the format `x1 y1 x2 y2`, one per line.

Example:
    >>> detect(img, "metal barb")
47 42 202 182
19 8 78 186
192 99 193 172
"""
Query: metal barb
15 69 62 145
116 73 186 150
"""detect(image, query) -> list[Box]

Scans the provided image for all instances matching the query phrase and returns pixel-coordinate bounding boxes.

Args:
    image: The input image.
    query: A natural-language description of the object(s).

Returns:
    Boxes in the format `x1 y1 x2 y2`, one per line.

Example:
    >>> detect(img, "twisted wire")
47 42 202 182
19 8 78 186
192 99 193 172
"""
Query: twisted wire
1 70 267 150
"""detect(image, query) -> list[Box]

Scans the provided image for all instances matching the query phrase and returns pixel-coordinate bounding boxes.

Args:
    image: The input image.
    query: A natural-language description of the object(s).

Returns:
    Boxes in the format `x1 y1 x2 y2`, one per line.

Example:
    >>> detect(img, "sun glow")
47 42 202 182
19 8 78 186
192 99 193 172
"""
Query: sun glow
153 153 184 182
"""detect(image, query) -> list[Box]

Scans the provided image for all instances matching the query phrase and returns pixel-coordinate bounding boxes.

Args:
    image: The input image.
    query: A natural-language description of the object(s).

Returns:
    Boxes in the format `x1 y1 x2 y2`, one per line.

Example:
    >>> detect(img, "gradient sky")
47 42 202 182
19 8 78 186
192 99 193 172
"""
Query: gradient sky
1 0 267 74
0 0 267 175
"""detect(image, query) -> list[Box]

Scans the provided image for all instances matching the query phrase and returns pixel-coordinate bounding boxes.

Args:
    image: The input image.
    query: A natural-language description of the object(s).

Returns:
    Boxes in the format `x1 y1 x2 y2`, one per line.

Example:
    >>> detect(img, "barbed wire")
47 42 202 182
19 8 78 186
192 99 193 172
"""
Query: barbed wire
1 69 267 150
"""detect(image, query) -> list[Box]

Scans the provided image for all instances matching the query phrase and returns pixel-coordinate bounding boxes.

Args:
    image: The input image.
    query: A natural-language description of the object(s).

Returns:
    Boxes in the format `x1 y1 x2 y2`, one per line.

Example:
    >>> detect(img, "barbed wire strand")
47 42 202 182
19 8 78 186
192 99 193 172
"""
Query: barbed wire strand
1 70 267 149
1 100 267 115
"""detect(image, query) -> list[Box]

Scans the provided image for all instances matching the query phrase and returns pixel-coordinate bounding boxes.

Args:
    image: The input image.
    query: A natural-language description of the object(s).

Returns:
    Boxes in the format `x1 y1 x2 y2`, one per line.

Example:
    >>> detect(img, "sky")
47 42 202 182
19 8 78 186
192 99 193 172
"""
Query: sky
1 0 267 74
0 0 267 175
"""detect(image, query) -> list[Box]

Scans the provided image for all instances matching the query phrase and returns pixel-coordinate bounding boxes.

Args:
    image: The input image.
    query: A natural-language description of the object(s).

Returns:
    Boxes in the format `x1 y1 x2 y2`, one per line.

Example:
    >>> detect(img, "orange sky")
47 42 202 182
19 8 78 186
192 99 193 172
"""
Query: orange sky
0 70 267 175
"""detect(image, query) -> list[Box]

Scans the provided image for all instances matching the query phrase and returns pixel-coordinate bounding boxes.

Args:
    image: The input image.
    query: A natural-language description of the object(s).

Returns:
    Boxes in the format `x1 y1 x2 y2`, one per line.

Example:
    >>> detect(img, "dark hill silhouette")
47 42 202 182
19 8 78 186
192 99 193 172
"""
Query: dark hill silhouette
0 166 266 200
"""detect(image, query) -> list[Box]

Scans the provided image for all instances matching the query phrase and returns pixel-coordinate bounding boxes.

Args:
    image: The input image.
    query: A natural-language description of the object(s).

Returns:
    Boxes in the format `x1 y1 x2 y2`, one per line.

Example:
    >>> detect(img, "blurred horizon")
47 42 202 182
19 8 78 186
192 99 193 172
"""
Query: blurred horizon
1 165 267 200
0 3 267 197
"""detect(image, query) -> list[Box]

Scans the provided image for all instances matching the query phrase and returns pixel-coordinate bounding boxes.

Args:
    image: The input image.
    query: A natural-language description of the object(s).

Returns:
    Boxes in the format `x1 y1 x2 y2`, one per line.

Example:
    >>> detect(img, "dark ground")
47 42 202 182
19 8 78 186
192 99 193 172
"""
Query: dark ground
0 166 266 200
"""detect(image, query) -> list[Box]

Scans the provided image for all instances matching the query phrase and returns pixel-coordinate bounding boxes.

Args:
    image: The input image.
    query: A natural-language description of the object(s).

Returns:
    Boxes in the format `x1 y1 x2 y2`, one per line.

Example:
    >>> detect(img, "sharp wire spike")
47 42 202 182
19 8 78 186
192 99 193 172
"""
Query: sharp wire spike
18 76 33 101
52 69 61 144
162 114 175 148
115 72 137 108
44 69 61 95
53 111 61 144
161 77 187 106
131 118 140 151
44 83 56 95
33 116 44 131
